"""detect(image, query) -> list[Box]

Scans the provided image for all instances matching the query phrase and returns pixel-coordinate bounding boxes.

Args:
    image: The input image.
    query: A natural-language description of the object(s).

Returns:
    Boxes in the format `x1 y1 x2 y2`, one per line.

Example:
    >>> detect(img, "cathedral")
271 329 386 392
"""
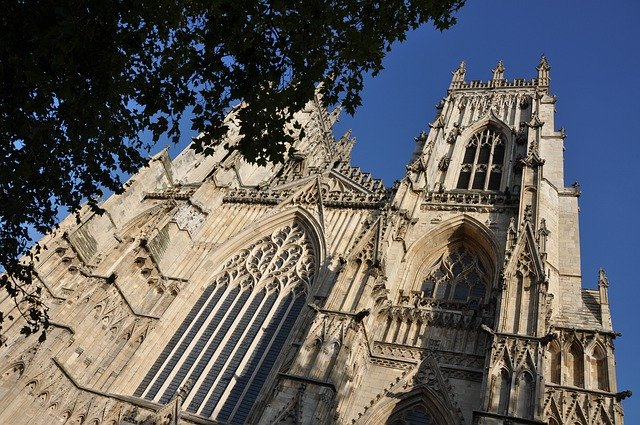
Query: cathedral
0 58 627 424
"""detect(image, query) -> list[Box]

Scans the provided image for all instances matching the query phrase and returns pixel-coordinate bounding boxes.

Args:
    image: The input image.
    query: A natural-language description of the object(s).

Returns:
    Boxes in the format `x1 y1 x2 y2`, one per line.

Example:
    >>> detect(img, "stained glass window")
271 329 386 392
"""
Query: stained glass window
134 224 315 424
420 246 488 304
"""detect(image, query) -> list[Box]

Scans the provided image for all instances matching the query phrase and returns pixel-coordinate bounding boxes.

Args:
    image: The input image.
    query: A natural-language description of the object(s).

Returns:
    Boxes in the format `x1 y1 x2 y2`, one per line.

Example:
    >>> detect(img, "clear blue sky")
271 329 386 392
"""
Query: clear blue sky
331 1 639 421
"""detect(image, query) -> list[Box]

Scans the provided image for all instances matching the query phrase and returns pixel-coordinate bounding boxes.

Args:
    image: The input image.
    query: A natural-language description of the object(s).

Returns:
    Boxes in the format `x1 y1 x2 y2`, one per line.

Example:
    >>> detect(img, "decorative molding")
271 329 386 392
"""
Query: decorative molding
422 190 517 213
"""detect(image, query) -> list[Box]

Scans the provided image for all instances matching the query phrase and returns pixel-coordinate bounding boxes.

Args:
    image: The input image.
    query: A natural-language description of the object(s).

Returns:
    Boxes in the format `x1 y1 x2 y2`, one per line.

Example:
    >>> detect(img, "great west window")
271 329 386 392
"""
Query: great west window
134 224 315 424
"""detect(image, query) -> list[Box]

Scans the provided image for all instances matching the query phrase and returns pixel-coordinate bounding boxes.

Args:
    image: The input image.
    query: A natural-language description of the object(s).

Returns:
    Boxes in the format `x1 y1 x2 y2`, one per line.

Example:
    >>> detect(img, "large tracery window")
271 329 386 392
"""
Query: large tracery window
456 127 506 191
134 224 315 424
421 246 489 305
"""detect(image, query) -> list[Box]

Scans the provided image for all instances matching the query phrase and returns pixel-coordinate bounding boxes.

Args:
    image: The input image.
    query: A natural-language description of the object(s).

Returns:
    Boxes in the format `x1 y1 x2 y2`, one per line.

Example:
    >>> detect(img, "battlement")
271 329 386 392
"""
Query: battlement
450 77 544 90
449 56 551 91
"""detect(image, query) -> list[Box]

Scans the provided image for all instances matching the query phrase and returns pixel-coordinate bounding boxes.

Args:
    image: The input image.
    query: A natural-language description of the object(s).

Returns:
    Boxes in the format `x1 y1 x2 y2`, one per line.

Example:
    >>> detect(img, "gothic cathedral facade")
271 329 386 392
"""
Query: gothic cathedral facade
0 58 627 424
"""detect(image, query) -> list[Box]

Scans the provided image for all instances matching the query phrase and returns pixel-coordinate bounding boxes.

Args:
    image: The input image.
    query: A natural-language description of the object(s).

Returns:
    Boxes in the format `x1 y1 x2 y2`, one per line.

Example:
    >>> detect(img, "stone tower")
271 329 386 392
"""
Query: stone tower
0 58 627 424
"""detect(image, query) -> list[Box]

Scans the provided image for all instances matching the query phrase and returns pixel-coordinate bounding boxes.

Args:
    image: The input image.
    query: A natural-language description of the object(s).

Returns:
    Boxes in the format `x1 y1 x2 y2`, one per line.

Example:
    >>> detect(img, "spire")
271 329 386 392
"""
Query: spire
491 60 505 81
450 61 466 89
537 54 551 86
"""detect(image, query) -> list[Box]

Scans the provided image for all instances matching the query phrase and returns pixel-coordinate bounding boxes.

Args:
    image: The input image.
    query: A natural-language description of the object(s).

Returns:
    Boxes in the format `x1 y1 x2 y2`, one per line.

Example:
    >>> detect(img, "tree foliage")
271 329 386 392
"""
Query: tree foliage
0 0 464 338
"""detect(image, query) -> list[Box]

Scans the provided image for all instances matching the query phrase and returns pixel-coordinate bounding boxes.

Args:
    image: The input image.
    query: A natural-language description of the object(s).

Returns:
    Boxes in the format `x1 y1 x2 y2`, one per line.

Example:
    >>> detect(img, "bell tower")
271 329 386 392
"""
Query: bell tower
386 56 624 424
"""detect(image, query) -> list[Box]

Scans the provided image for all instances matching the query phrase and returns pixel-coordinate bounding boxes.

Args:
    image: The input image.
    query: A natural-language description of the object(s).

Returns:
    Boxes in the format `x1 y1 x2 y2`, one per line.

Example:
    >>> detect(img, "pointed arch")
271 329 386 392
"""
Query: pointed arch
194 206 326 288
0 362 24 381
358 386 459 425
447 113 513 191
566 341 584 388
133 208 323 423
404 215 499 292
456 126 506 190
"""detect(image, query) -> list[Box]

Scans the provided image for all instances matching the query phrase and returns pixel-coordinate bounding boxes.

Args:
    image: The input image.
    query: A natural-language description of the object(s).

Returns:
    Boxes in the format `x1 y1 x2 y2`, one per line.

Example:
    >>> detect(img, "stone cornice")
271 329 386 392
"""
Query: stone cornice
422 190 518 213
223 187 388 209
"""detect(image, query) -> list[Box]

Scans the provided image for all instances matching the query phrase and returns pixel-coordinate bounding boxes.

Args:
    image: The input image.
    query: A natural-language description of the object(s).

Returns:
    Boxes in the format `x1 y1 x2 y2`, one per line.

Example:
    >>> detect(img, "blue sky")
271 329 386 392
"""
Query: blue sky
332 1 639 421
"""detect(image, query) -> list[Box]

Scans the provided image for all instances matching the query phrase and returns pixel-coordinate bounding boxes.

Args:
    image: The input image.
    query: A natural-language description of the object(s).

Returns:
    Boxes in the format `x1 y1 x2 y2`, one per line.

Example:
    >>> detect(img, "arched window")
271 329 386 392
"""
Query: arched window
134 224 315 423
566 342 584 388
456 127 506 191
590 346 609 391
420 246 489 305
387 403 435 425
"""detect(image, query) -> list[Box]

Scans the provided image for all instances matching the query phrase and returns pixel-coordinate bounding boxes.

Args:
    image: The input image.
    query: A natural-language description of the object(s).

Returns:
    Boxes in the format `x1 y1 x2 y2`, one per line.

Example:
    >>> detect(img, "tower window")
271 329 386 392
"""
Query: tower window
420 246 489 305
456 127 506 191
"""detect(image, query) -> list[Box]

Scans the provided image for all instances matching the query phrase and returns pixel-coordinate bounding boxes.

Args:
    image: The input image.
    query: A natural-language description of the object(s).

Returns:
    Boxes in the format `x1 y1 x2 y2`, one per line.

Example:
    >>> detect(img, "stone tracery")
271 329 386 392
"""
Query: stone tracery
134 223 315 423
420 246 489 305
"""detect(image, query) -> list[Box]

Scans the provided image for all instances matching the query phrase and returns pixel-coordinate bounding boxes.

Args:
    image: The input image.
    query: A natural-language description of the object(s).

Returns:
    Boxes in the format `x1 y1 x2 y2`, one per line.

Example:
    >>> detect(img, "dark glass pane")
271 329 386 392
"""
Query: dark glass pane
478 145 491 164
470 283 486 300
452 261 463 276
135 284 219 398
147 285 232 401
463 145 476 163
200 291 276 417
457 171 471 189
472 171 486 189
405 406 433 424
421 280 434 297
434 282 451 299
229 296 305 424
184 290 262 411
493 144 505 165
488 171 501 190
453 283 469 300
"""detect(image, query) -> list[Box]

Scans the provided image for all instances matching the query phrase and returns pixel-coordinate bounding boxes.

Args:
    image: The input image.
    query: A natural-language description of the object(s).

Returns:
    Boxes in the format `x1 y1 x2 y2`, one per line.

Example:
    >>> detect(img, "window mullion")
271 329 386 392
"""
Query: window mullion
470 135 482 189
484 134 497 190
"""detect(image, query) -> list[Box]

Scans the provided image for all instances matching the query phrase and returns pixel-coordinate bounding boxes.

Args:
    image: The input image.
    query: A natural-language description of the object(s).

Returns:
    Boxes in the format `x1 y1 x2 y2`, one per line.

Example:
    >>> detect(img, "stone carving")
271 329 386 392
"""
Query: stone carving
173 203 206 234
437 156 450 171
446 123 462 144
515 121 528 144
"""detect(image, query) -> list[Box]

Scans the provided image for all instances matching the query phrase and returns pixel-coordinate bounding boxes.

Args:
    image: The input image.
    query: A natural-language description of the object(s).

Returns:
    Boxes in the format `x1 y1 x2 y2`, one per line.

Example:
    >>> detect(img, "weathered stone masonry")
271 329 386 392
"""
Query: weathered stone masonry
0 58 627 424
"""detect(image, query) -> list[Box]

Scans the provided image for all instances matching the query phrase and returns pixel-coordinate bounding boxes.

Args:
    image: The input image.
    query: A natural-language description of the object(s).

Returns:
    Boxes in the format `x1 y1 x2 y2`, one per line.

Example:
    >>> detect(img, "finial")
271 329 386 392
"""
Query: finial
538 54 551 71
492 60 505 80
450 61 466 88
537 54 551 86
598 268 609 287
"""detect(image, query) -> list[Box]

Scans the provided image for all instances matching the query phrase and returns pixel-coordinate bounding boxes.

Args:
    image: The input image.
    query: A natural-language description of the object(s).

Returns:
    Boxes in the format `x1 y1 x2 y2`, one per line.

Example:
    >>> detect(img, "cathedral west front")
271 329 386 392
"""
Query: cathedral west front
0 58 627 424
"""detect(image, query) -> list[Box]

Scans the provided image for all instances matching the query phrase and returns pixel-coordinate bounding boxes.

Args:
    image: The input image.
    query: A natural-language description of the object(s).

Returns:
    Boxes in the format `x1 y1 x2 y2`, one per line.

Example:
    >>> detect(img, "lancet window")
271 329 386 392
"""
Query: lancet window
420 246 489 305
456 126 506 191
134 224 315 424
